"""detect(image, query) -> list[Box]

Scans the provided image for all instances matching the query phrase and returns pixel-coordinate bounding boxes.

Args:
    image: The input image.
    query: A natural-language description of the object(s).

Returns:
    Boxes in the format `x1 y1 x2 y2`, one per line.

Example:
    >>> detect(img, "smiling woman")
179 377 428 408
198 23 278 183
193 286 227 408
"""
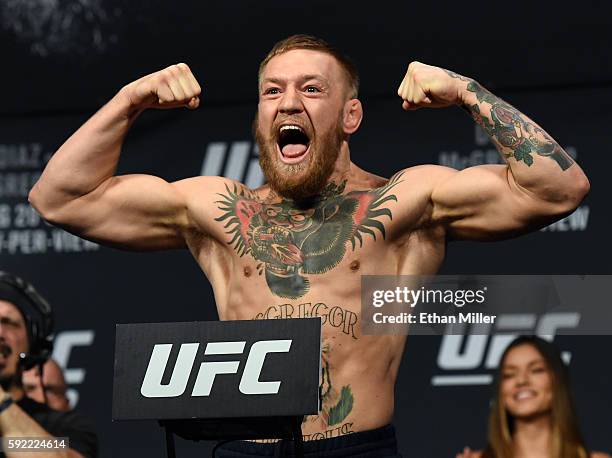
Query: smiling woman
457 336 610 458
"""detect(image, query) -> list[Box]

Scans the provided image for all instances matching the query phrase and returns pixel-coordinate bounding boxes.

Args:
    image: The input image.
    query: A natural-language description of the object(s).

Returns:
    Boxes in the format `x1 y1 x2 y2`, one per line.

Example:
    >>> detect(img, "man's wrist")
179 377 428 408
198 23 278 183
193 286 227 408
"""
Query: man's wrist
457 79 477 108
116 85 146 119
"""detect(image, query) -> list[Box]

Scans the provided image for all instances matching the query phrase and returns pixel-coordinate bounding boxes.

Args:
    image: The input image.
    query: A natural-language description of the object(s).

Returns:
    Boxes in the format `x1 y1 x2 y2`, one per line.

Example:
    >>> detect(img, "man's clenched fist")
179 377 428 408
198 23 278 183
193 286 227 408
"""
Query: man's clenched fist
397 61 469 111
122 63 202 110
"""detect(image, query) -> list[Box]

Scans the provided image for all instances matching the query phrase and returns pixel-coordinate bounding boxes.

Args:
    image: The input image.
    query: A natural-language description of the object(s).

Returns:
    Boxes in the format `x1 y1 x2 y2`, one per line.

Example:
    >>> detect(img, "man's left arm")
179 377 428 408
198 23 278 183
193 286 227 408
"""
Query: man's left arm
397 62 590 240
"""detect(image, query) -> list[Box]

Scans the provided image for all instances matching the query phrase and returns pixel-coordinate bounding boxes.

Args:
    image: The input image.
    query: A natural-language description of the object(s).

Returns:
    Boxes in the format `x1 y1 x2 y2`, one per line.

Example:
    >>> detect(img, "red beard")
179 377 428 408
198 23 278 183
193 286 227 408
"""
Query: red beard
255 114 344 201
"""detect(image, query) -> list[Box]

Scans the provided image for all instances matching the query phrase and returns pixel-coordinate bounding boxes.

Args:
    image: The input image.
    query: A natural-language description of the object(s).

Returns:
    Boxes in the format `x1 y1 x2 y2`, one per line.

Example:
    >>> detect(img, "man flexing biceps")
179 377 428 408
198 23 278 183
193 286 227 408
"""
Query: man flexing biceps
29 35 588 456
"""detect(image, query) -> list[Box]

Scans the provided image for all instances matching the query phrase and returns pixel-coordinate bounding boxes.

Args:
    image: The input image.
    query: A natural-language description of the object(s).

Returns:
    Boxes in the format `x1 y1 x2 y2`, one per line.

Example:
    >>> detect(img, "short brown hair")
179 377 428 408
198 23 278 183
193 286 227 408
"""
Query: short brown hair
258 34 359 99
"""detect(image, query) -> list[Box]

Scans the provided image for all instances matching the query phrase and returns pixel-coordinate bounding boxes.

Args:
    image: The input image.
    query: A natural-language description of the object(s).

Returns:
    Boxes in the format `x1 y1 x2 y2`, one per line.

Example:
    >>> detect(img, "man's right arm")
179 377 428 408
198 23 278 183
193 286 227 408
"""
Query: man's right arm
29 63 202 250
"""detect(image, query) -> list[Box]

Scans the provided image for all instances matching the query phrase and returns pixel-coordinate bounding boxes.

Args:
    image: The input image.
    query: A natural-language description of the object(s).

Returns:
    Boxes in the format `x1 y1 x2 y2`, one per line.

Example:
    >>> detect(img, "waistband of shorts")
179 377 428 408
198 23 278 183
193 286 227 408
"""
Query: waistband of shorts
218 424 397 455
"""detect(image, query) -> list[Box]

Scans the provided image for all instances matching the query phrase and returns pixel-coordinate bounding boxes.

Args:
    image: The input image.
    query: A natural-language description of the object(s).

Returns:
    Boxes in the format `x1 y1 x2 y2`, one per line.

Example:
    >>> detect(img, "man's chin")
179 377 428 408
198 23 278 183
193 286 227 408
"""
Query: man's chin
270 177 324 201
259 130 342 201
262 158 324 200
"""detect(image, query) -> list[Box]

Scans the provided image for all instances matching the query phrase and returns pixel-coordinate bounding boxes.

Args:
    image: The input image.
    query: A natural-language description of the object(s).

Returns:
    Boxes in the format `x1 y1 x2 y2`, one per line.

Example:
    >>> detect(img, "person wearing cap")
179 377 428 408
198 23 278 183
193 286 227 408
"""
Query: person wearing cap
0 272 98 458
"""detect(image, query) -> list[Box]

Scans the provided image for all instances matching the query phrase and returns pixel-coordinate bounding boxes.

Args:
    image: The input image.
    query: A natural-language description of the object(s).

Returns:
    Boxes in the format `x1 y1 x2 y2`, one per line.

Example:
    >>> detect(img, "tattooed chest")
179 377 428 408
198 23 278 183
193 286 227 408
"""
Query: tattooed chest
215 176 403 300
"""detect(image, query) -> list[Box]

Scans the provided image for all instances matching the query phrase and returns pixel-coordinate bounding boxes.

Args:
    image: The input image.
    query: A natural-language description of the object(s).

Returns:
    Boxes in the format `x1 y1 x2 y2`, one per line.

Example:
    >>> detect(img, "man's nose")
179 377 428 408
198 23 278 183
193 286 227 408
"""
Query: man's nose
278 88 303 114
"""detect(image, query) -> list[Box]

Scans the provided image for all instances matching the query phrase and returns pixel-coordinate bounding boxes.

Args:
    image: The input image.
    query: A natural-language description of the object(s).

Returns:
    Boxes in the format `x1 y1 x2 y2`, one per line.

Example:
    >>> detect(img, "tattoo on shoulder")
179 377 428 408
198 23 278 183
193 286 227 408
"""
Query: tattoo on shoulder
214 174 404 299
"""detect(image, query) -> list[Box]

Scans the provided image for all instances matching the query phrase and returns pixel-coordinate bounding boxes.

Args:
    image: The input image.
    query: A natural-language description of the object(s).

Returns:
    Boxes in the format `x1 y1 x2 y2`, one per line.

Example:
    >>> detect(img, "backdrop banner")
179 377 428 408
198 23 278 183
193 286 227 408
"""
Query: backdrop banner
1 85 609 456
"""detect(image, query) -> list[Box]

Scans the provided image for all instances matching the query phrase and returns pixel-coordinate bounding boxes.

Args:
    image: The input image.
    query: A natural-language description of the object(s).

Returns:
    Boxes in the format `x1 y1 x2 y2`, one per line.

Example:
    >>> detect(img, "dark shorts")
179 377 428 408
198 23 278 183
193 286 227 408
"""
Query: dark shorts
213 424 401 457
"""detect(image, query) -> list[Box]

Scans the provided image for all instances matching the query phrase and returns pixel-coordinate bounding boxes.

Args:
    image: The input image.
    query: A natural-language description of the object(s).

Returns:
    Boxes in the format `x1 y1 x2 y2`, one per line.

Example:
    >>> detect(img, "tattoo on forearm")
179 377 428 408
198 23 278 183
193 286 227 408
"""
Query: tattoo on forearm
444 70 574 171
442 69 471 83
215 174 403 299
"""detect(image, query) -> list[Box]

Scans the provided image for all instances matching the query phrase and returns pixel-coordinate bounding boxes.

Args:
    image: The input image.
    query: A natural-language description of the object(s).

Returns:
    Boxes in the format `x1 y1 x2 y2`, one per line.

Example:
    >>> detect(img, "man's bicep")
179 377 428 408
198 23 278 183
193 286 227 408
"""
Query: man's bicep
43 174 193 251
430 164 554 240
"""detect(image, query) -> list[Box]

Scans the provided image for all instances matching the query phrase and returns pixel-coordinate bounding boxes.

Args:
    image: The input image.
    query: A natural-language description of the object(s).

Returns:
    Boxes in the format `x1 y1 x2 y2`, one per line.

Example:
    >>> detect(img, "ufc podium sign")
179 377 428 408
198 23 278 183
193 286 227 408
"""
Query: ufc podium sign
112 318 321 421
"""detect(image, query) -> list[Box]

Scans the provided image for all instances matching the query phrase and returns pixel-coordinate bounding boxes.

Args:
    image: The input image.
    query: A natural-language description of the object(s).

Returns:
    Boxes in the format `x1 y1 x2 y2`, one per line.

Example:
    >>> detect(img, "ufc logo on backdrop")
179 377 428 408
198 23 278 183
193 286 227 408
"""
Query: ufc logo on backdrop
140 339 292 398
53 330 95 408
431 312 579 387
200 141 265 188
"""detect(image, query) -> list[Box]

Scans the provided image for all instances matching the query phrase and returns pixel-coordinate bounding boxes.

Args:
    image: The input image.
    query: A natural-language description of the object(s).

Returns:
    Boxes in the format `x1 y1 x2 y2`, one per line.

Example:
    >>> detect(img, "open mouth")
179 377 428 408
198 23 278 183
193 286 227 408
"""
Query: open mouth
277 124 311 164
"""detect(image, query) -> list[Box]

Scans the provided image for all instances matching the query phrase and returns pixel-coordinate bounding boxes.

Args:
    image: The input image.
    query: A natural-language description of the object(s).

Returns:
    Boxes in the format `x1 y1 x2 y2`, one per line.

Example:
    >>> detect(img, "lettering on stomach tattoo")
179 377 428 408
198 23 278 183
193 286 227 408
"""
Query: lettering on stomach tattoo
215 175 403 299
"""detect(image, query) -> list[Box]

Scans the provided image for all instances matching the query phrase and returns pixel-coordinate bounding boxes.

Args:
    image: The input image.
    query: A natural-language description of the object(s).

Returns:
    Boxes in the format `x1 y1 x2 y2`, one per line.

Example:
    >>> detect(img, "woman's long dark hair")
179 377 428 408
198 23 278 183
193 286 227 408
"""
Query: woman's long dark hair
482 336 588 458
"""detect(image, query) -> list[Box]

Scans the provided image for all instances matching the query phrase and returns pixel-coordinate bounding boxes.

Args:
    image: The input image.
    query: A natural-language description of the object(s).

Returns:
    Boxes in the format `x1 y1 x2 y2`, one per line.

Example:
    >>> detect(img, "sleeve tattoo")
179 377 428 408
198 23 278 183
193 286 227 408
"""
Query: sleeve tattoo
444 69 574 171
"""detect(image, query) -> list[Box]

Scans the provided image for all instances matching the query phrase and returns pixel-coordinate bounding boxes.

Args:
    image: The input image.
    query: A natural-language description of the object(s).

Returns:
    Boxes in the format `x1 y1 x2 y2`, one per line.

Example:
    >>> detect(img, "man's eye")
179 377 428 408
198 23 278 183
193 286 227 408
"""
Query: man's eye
264 88 279 95
305 86 320 93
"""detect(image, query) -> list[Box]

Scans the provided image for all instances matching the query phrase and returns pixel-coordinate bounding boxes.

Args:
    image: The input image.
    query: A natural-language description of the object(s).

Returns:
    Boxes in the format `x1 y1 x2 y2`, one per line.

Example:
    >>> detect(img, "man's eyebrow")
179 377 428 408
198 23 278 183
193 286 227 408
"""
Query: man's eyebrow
300 74 328 84
261 77 283 85
261 74 329 85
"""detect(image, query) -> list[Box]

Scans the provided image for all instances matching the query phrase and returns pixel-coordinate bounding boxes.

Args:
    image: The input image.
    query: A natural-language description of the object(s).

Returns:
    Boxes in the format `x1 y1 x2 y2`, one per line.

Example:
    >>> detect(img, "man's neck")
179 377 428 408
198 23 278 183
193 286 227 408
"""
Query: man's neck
326 143 352 185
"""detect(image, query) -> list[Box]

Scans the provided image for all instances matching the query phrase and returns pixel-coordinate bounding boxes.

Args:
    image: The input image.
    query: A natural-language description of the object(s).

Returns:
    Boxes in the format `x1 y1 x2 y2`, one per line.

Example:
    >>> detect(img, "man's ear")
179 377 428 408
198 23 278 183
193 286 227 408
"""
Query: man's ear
343 99 363 134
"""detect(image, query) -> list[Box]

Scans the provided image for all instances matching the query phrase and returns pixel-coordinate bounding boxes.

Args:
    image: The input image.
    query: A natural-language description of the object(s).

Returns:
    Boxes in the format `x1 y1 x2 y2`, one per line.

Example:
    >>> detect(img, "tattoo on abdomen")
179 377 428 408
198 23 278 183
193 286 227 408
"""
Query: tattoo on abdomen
317 342 354 427
215 174 402 299
254 302 358 339
444 70 574 171
252 307 357 428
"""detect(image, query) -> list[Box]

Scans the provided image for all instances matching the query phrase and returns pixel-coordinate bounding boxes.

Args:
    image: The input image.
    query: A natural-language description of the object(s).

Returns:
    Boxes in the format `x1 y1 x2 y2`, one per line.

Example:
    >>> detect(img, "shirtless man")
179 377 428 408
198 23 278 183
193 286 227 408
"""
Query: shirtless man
28 35 589 455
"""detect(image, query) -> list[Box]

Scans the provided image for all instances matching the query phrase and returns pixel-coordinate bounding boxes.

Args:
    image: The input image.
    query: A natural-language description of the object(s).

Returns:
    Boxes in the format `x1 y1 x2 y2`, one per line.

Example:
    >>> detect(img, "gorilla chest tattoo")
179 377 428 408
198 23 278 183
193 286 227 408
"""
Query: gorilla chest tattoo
215 174 403 299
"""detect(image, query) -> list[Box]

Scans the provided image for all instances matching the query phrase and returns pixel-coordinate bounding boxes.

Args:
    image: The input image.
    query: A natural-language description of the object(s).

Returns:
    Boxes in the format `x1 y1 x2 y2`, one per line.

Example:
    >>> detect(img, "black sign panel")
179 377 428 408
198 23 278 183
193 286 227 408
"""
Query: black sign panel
112 318 321 421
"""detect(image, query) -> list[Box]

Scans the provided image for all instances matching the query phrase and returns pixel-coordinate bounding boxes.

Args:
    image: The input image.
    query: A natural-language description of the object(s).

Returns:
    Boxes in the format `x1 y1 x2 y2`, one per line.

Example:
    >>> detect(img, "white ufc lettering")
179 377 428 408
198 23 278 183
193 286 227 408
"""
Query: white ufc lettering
140 340 292 398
